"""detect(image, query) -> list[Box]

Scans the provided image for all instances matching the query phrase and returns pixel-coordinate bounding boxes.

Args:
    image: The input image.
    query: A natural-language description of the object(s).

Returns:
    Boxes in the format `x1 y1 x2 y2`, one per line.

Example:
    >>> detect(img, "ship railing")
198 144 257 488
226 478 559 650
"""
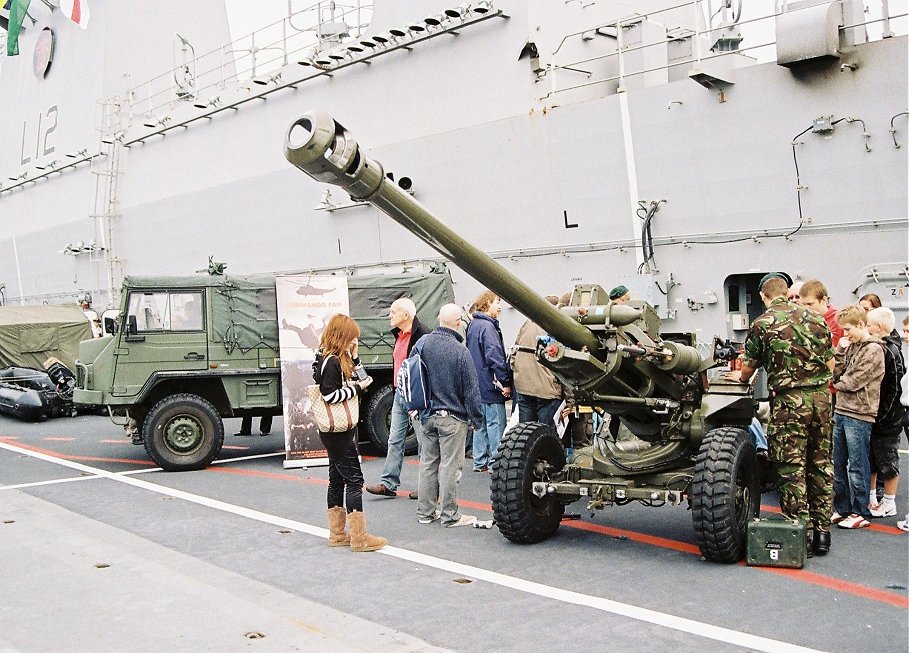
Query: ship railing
542 0 907 103
107 3 505 147
125 1 374 125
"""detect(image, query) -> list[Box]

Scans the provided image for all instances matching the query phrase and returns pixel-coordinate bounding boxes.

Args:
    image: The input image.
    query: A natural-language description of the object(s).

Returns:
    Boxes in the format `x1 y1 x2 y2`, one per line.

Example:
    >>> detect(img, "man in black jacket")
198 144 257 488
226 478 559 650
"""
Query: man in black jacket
365 297 429 498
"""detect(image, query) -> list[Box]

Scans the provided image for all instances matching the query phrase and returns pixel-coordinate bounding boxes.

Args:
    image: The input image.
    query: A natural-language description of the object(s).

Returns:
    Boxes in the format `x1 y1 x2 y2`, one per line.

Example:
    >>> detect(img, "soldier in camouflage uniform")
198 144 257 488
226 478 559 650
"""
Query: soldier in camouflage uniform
726 273 835 556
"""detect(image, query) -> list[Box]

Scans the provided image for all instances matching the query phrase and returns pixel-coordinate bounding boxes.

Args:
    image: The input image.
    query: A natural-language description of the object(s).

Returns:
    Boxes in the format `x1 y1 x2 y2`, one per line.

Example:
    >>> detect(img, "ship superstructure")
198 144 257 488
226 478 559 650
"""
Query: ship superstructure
1 0 906 341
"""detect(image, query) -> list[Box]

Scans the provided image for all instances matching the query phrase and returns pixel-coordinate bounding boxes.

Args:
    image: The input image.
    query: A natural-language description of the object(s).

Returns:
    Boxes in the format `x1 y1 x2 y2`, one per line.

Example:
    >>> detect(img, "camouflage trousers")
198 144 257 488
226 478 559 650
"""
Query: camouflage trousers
767 386 833 532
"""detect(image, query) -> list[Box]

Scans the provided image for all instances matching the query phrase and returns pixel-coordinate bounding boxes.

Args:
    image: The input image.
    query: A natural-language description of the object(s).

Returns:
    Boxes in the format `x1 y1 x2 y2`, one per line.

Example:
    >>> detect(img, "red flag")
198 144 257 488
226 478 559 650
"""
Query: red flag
59 0 88 29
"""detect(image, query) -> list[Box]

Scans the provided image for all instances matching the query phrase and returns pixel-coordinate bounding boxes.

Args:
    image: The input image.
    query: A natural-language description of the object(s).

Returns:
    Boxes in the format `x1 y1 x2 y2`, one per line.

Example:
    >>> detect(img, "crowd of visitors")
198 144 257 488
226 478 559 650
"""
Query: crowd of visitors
317 279 907 549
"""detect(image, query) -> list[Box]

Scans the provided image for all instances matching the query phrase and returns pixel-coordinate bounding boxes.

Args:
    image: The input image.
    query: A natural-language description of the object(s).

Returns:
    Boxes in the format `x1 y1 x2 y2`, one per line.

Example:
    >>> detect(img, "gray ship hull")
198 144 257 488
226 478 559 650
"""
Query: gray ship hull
1 0 906 341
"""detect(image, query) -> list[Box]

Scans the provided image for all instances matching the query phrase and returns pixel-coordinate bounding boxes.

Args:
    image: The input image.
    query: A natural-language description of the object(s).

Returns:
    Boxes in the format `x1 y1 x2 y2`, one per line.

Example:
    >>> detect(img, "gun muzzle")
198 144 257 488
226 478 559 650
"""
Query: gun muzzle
285 112 385 201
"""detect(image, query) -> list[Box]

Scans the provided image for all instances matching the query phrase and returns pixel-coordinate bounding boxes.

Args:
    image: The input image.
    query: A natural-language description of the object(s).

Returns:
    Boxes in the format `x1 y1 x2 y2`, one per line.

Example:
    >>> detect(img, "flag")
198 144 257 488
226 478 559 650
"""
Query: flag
59 0 88 29
5 0 31 56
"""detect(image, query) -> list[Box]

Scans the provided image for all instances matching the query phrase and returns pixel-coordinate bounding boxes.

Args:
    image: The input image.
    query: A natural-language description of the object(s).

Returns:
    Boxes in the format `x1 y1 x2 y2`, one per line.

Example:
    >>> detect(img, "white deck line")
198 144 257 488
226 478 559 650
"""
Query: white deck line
0 449 286 491
0 440 823 653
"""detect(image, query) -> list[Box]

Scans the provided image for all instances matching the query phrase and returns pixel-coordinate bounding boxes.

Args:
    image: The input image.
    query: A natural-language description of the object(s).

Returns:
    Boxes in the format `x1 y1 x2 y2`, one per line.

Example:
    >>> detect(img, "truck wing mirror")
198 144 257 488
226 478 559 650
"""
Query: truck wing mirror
104 317 117 335
127 314 138 335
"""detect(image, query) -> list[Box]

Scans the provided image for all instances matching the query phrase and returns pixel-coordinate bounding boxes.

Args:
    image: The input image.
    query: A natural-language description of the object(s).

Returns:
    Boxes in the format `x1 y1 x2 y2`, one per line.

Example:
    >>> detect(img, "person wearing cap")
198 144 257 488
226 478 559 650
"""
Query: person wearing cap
609 285 631 304
725 272 835 557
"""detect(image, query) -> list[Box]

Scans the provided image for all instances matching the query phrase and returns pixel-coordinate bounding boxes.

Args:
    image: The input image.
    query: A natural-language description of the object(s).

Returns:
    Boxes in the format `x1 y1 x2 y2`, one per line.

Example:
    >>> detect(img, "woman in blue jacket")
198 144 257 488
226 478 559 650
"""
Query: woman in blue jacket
466 291 513 472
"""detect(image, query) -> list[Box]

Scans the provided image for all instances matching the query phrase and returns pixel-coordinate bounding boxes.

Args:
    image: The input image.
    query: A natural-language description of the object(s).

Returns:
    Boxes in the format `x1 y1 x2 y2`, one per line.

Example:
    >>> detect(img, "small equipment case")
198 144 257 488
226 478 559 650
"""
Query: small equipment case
746 515 807 569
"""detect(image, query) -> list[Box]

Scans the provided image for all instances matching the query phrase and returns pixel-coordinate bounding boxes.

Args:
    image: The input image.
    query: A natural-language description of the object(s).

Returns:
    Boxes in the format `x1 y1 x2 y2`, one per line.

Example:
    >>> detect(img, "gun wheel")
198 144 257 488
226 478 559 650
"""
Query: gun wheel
691 427 759 563
364 384 418 455
143 393 224 471
491 422 566 543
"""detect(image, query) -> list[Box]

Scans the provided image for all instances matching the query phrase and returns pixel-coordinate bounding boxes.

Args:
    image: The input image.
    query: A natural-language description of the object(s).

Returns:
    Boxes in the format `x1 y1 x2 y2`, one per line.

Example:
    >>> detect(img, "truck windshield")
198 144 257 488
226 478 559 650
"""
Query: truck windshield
127 291 203 331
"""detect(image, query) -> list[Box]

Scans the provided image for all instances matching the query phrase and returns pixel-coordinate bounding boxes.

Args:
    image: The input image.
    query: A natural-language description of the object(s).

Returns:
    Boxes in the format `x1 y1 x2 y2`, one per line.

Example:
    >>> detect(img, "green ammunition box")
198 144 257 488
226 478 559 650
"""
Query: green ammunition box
746 516 806 569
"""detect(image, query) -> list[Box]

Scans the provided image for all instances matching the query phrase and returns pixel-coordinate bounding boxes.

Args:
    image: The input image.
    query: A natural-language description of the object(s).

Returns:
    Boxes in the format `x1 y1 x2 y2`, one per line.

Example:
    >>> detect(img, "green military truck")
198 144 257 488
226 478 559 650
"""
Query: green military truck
74 264 454 471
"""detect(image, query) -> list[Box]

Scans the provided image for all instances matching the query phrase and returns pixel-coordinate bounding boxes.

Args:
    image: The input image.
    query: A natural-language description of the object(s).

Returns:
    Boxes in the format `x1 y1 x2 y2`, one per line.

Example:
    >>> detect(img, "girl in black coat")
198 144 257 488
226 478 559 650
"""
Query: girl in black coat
312 313 386 552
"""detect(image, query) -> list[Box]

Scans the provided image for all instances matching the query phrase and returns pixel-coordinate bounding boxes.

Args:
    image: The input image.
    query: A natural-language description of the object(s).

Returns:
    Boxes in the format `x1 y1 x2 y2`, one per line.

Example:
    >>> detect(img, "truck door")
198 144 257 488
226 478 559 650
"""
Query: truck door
110 290 209 398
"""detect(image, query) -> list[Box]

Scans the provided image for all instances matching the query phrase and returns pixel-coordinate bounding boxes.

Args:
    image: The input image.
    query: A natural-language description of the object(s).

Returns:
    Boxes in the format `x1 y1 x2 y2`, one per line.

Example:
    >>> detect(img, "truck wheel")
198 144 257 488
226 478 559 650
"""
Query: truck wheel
364 384 418 455
142 394 224 472
491 422 565 543
691 427 759 563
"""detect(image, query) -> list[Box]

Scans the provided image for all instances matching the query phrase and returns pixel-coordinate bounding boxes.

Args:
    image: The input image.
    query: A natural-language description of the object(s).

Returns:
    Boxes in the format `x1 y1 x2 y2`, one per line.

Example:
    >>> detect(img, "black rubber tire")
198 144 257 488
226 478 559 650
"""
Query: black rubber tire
691 427 760 563
364 384 418 456
142 393 224 472
491 422 566 543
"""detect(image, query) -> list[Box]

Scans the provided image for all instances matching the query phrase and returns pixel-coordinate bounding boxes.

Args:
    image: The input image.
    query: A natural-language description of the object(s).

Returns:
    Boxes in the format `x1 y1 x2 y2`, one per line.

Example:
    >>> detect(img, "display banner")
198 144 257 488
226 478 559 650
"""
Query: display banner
276 274 349 468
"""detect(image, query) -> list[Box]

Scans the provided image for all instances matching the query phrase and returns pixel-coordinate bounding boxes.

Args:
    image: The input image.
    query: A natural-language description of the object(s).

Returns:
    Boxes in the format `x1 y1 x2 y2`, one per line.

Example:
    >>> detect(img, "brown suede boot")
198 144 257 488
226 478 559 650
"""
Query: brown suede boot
347 510 387 552
326 507 350 547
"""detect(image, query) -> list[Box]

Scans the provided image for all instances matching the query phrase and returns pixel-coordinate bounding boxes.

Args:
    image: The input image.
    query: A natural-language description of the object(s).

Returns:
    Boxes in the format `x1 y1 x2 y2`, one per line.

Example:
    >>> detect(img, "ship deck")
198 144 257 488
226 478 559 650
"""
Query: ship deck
1 414 907 653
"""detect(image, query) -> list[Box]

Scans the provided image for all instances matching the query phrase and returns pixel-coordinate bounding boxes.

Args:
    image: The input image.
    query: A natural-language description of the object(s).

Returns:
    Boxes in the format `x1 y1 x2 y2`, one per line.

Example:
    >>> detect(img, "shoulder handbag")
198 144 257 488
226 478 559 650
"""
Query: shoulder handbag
307 355 359 432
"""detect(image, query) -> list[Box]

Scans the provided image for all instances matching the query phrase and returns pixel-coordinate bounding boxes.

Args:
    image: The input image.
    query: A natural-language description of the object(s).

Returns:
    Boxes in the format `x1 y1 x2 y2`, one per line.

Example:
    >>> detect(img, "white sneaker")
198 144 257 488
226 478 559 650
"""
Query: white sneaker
418 510 441 524
444 514 476 528
830 512 845 525
870 501 897 518
837 513 871 529
897 515 909 532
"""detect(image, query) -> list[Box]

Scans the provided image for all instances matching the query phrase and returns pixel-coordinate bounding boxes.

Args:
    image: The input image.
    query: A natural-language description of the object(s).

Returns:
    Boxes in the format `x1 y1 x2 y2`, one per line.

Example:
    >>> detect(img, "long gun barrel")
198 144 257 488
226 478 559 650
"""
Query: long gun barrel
284 111 601 355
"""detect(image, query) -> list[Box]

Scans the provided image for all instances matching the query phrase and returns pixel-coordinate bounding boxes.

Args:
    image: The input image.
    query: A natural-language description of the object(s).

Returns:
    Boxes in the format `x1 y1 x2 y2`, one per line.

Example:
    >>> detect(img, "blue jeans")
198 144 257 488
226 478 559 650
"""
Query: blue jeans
418 414 468 525
379 389 422 492
832 413 873 519
517 395 562 427
472 402 506 470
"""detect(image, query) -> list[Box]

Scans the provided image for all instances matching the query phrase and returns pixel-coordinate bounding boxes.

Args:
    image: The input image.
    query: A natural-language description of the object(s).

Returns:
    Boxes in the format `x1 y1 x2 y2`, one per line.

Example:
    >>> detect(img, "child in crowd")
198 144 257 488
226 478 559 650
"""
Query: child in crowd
831 305 885 529
865 308 906 518
799 279 843 347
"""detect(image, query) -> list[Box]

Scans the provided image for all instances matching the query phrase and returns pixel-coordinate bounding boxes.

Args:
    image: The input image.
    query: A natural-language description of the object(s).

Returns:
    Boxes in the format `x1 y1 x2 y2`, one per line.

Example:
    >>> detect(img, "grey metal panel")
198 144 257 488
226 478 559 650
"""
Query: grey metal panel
776 1 842 66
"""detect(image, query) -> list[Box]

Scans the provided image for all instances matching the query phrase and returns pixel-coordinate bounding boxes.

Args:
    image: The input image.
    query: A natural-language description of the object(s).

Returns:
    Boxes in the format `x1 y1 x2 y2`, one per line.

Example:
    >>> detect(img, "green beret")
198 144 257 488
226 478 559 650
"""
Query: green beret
609 285 629 300
758 272 793 289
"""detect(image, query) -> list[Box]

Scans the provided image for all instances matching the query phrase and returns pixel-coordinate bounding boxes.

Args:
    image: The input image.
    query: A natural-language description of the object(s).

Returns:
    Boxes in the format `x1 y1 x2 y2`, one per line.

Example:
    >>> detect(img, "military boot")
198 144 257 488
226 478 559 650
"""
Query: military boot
805 528 815 559
813 530 831 556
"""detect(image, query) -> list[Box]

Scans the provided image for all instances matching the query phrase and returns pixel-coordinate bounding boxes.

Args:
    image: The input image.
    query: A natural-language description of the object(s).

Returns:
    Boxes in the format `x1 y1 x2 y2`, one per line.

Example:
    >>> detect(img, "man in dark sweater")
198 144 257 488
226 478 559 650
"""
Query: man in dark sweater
365 298 429 498
415 303 483 527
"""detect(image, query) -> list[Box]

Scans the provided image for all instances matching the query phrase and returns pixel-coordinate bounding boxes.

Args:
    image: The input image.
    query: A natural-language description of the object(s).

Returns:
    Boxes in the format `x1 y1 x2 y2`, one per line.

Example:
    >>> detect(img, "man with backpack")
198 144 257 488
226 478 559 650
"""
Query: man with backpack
411 303 483 527
365 298 429 499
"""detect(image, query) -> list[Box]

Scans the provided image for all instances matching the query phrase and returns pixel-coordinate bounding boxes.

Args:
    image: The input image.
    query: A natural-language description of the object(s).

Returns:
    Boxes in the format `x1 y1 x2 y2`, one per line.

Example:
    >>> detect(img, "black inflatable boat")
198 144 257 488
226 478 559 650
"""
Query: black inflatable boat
0 366 68 421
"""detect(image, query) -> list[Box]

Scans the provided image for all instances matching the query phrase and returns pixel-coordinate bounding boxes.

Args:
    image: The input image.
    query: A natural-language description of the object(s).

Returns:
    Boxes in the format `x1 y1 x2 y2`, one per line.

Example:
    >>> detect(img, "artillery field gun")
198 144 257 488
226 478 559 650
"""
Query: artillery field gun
285 111 759 563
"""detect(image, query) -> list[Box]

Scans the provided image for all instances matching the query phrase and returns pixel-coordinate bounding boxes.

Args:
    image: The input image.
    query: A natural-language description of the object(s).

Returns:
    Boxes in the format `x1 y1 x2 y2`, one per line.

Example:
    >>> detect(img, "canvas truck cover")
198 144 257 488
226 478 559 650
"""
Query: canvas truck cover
122 265 454 365
0 304 93 369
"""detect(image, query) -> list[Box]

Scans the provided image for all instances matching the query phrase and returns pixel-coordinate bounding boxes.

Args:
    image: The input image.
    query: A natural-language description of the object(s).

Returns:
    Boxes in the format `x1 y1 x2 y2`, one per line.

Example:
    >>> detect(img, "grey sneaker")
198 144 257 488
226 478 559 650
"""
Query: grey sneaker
418 511 441 524
443 514 476 528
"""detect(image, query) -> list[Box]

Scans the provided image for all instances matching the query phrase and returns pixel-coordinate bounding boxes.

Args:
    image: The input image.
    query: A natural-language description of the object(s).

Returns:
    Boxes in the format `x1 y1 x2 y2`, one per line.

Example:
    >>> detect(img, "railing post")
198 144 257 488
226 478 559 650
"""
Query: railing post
881 0 893 37
693 0 702 67
282 17 288 65
250 32 257 78
616 19 625 90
